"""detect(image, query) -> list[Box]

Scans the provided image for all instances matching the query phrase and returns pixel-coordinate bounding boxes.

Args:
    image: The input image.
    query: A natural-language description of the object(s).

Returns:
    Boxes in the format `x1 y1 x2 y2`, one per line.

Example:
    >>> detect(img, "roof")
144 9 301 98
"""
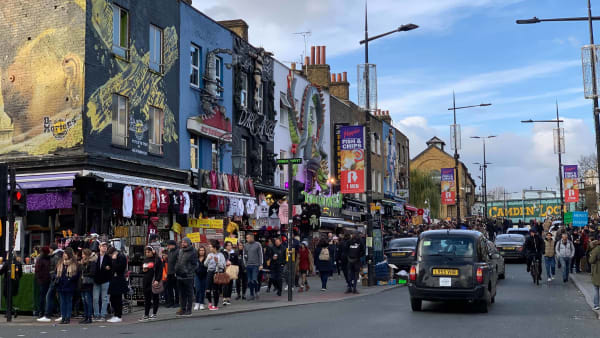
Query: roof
426 136 446 146
420 229 484 239
410 143 476 187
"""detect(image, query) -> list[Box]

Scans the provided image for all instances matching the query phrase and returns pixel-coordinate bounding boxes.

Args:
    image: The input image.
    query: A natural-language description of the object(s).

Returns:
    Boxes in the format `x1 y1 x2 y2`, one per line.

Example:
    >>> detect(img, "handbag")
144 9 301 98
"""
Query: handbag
152 279 165 294
226 265 239 280
213 271 231 285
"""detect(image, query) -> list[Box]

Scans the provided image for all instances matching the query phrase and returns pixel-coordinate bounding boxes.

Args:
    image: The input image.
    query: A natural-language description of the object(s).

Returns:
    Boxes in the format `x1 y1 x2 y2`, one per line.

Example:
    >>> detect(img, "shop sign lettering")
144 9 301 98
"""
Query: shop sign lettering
238 109 275 141
301 191 343 209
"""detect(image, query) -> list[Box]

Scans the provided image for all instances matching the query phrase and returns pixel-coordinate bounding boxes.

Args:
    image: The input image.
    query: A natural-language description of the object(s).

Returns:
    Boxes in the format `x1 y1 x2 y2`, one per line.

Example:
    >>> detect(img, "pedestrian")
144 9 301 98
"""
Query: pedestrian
92 241 112 322
572 228 584 273
543 232 556 282
37 244 63 322
235 242 248 300
34 246 51 320
243 233 263 300
222 241 238 306
165 240 179 308
297 241 313 292
269 253 283 296
107 247 127 323
588 239 600 310
205 239 226 310
346 234 365 294
175 237 197 316
194 246 208 311
555 232 576 283
79 248 97 324
140 246 163 322
55 247 80 324
314 238 334 291
148 234 162 257
338 234 350 286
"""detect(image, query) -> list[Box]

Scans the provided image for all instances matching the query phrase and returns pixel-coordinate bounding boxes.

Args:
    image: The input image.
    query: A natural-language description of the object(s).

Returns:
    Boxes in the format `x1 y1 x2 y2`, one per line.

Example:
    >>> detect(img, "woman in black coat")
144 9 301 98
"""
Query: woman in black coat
314 239 334 291
140 246 162 321
107 248 127 323
79 249 97 324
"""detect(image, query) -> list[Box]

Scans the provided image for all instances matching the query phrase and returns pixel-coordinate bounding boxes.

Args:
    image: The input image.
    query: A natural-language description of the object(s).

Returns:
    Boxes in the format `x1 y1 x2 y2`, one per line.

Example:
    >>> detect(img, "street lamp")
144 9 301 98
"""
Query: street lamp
471 134 496 222
516 1 600 208
448 94 491 225
521 103 565 224
360 1 417 287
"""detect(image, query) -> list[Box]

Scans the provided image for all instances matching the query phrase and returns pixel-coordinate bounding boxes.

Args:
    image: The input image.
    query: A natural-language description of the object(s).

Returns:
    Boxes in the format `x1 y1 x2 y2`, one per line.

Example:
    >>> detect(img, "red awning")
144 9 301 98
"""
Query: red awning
405 204 418 212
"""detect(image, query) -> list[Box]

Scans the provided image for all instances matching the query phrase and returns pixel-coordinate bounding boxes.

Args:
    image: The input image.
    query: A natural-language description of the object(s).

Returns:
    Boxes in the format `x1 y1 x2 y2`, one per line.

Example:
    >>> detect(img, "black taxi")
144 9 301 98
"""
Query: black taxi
408 230 498 313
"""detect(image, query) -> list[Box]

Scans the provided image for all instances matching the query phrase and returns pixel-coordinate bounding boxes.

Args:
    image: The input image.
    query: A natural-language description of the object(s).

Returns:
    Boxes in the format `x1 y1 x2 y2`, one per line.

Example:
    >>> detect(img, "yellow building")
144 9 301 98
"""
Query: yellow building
411 137 477 221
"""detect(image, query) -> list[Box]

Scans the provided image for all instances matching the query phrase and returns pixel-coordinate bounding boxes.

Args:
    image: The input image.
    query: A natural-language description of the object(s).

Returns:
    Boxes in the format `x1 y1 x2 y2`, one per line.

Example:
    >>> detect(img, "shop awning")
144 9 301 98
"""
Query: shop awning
84 170 199 193
15 171 80 189
405 204 418 212
254 183 288 196
200 188 255 200
320 217 357 227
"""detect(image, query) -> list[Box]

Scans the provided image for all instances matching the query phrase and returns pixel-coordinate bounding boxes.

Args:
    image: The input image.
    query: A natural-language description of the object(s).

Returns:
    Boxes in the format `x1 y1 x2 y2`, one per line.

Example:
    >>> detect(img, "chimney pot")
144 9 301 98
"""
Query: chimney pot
337 73 342 82
343 71 347 82
331 74 336 82
322 46 326 64
291 62 296 70
311 46 315 65
316 46 321 65
304 56 310 66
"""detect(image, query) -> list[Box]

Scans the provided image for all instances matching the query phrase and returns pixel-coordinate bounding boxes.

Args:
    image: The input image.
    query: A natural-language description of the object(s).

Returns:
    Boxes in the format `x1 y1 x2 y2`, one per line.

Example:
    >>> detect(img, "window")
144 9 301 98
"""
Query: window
190 44 200 87
190 137 199 170
216 56 223 97
256 82 263 114
149 25 163 72
257 143 263 177
239 138 247 176
376 134 381 155
211 141 220 172
279 102 288 127
148 106 164 154
240 73 248 108
112 94 128 146
371 134 375 154
378 172 382 192
112 5 129 58
372 171 376 191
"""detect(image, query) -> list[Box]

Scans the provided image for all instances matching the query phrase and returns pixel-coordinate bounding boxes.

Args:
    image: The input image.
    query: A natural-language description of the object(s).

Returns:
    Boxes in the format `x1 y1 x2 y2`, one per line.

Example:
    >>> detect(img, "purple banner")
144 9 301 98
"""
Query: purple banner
340 126 364 150
27 191 72 211
441 168 455 181
563 165 578 179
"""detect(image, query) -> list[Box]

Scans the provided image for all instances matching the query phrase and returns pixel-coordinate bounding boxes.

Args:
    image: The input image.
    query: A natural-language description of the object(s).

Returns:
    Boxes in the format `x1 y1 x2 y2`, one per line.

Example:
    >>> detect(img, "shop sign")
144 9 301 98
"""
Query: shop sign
397 189 409 199
339 126 365 194
237 109 275 141
488 204 566 218
186 232 201 243
301 191 343 209
189 218 224 229
441 168 456 205
563 165 579 203
224 237 238 245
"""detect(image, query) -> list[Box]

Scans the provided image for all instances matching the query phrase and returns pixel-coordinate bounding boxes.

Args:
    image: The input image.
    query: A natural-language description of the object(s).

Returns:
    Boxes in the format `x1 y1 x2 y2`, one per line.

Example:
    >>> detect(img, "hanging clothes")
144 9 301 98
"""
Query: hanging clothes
182 192 190 215
143 187 152 212
149 188 158 213
133 186 145 215
158 189 170 214
122 186 133 218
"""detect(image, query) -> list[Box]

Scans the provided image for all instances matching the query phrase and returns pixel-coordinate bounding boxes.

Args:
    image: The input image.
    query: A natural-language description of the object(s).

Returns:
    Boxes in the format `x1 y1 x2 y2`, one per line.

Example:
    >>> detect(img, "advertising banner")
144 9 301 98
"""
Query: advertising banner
563 165 579 203
340 126 365 194
572 211 588 227
441 168 456 205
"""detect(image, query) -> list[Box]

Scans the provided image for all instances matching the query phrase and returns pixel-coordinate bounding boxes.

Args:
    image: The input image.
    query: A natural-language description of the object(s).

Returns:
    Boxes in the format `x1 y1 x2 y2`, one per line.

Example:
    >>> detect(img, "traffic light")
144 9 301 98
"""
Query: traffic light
292 180 305 205
12 188 26 217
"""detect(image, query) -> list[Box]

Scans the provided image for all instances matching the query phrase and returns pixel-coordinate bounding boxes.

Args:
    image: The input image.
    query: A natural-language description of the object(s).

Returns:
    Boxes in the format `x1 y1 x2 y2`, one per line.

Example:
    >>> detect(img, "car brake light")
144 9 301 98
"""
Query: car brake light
517 247 523 252
409 266 417 281
476 267 484 284
411 250 416 257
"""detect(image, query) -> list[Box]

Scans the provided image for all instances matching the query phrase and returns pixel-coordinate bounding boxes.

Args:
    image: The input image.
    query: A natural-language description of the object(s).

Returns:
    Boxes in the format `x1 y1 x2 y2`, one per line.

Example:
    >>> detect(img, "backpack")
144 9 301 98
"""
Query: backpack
348 243 361 263
319 247 330 261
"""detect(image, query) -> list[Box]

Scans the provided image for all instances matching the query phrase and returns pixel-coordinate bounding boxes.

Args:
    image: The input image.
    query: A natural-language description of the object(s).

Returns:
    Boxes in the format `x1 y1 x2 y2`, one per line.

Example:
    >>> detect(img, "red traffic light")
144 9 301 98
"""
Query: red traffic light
15 191 22 201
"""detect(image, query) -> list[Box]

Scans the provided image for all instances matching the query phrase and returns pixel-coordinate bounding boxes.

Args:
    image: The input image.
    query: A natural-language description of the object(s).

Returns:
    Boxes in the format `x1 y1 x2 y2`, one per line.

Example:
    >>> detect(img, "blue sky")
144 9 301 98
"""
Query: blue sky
197 0 599 197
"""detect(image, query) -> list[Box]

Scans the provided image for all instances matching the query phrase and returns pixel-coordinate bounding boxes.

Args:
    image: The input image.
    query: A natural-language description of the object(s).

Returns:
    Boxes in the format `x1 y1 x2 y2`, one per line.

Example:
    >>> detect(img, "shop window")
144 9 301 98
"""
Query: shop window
256 82 263 114
240 72 248 108
212 141 220 172
149 106 164 155
280 102 288 127
149 24 163 73
112 4 129 59
190 137 199 170
112 94 128 147
216 56 223 97
190 44 200 87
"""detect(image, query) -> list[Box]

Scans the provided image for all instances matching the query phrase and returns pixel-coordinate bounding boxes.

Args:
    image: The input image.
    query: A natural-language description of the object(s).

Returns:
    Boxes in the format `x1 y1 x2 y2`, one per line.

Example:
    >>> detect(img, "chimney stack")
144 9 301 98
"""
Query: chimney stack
218 19 249 41
304 45 331 89
311 46 316 65
316 46 321 65
330 70 350 101
322 46 326 64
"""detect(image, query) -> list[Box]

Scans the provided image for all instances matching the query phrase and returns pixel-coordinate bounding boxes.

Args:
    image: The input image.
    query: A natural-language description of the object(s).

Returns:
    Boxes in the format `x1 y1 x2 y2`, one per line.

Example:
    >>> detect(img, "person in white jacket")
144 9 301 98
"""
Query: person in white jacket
555 232 575 283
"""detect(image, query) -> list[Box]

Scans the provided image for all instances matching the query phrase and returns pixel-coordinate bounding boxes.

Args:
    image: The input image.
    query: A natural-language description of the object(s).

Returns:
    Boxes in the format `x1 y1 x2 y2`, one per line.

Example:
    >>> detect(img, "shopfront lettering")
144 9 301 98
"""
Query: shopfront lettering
301 191 343 209
488 204 567 218
238 109 275 141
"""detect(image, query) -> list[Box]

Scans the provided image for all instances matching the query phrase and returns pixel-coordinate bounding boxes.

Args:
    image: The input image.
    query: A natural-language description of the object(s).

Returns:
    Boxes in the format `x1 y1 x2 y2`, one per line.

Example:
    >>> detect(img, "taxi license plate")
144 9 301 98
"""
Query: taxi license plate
432 268 459 276
503 247 515 250
439 277 452 287
392 252 407 257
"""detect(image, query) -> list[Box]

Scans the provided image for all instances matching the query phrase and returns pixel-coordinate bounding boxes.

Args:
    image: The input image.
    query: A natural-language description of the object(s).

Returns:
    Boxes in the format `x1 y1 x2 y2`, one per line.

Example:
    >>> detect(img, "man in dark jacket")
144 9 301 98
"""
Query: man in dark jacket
175 237 198 316
37 244 63 322
345 234 365 294
92 242 112 321
34 247 51 319
165 240 179 308
525 229 545 274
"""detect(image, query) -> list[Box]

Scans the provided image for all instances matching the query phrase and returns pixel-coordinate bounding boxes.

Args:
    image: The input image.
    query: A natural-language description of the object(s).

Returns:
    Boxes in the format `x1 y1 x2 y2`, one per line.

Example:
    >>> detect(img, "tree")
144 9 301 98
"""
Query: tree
578 154 597 178
409 169 441 219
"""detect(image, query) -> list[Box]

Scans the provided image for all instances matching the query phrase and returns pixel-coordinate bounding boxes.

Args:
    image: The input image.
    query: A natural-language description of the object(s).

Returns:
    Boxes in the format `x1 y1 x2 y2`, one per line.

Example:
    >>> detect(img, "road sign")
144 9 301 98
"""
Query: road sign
277 158 302 165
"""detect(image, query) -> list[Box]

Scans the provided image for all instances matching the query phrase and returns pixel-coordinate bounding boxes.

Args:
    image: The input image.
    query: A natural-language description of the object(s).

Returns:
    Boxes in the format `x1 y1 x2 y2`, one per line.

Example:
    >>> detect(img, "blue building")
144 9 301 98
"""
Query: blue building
179 1 233 178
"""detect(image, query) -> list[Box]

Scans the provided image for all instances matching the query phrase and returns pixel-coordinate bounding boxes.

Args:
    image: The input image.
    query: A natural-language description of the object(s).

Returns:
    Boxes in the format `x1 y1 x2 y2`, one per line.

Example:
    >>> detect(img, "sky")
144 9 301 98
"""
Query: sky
194 0 599 199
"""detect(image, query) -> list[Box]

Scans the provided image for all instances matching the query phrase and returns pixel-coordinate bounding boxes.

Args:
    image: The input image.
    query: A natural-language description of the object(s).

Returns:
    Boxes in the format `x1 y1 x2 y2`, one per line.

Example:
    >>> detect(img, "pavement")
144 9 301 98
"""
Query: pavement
1 273 399 326
1 263 599 338
570 271 600 319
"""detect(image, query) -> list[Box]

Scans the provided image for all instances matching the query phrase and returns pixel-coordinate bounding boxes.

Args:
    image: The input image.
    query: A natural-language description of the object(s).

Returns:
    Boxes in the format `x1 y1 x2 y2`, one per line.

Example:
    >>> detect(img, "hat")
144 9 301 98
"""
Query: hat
91 233 99 238
182 237 192 245
167 240 177 246
100 241 108 246
302 241 309 246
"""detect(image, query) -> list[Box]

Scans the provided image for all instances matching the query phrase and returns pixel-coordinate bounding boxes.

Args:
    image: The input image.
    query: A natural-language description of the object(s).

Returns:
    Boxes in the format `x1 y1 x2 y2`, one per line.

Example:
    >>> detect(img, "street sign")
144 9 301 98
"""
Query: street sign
277 158 302 165
572 211 588 227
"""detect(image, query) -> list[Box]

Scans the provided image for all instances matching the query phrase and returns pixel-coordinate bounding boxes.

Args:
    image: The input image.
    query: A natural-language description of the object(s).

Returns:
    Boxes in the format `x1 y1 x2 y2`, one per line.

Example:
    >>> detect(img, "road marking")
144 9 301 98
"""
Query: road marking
40 332 48 334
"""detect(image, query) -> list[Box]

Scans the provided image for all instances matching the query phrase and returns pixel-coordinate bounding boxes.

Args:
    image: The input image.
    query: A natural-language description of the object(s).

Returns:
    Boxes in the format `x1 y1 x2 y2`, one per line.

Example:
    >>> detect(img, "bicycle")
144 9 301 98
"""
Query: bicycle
530 256 541 285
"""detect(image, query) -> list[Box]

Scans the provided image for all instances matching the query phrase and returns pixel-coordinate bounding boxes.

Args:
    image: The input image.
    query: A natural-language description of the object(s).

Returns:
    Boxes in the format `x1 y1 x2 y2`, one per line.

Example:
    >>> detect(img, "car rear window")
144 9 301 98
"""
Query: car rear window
388 238 417 248
496 235 525 243
508 230 529 237
418 237 475 258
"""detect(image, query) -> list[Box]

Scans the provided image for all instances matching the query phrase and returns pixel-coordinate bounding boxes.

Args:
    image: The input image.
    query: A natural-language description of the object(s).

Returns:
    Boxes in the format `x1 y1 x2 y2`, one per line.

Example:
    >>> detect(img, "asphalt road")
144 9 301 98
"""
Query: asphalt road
2 263 598 338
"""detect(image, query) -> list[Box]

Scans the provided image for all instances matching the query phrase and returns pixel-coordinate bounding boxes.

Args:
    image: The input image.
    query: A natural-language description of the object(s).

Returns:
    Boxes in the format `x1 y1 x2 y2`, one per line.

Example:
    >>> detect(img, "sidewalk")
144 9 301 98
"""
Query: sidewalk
570 272 600 320
1 274 400 326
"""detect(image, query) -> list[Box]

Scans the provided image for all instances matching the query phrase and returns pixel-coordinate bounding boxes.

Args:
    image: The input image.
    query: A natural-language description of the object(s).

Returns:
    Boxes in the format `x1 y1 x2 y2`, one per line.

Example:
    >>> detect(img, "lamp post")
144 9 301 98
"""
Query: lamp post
516 1 600 204
448 94 491 225
521 103 565 224
359 1 417 287
471 136 496 222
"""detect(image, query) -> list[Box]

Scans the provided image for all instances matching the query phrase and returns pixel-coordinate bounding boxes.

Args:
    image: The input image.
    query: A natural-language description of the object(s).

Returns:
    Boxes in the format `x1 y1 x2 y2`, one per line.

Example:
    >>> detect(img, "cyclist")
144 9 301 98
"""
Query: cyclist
525 229 544 277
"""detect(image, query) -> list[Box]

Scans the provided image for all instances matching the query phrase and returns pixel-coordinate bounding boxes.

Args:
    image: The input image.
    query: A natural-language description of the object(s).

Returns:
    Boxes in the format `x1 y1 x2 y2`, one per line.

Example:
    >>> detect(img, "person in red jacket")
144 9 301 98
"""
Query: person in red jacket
297 242 313 292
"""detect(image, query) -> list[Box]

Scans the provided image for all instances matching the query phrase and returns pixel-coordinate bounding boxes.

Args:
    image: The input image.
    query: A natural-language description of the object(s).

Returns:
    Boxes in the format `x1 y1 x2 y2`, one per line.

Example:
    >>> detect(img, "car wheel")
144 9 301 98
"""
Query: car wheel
410 298 422 311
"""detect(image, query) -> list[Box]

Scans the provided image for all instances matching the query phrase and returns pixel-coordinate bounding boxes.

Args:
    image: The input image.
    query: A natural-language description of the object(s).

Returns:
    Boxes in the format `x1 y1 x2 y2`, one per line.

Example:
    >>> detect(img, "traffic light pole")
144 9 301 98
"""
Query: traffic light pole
6 167 15 322
287 161 294 302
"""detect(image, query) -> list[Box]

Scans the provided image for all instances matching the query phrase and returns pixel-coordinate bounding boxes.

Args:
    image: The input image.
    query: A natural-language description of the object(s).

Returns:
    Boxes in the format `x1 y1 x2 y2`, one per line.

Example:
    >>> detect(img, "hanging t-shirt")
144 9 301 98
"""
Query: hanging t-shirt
122 186 133 218
149 188 158 213
236 198 245 216
245 199 257 216
278 201 289 225
158 189 170 214
228 198 238 217
182 192 190 214
133 187 145 215
143 188 152 211
170 191 181 214
255 200 269 218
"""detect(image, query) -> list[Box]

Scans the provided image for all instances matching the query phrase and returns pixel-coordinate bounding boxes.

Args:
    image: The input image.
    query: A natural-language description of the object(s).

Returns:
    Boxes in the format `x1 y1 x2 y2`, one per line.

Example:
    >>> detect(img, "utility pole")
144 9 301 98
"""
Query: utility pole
6 167 15 322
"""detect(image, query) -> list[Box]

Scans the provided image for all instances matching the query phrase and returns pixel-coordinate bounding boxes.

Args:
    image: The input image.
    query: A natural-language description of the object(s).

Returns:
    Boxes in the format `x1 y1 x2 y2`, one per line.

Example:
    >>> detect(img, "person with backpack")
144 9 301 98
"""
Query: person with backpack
556 232 576 283
345 233 365 294
314 238 334 291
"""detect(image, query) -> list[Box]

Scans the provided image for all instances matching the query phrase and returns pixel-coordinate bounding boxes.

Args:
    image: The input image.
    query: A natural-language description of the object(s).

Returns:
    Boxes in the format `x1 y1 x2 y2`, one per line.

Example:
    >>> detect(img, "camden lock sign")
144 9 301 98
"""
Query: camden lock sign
487 201 567 219
238 109 275 141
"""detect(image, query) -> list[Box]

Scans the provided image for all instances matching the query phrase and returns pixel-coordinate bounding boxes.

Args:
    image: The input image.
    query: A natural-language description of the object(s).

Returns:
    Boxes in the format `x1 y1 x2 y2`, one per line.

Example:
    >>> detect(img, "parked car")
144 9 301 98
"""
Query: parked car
507 228 530 238
408 230 498 313
384 237 418 271
486 240 505 280
495 234 526 261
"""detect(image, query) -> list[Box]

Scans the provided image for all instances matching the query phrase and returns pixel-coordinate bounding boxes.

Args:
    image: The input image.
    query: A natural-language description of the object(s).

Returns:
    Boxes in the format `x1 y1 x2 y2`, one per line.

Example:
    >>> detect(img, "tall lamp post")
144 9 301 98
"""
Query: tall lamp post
471 136 496 222
448 94 491 225
359 2 417 287
516 1 600 204
521 104 565 224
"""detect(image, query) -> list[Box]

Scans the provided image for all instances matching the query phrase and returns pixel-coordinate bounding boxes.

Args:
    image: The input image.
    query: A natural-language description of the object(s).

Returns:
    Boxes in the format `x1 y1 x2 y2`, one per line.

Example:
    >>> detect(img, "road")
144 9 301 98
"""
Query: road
2 263 598 338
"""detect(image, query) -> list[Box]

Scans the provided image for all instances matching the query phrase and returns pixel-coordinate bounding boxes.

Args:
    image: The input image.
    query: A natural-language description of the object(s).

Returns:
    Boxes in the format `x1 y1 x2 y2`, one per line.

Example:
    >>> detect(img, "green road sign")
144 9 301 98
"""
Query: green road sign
277 158 302 165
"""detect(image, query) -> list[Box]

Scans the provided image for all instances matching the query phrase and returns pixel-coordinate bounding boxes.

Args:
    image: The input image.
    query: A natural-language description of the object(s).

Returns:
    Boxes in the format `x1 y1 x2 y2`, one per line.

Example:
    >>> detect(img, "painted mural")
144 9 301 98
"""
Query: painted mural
0 0 85 156
286 70 329 193
383 122 398 197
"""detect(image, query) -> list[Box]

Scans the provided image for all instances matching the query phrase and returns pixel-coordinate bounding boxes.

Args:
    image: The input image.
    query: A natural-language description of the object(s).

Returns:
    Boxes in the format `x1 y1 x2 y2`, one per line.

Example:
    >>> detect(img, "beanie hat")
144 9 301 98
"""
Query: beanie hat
183 237 192 245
